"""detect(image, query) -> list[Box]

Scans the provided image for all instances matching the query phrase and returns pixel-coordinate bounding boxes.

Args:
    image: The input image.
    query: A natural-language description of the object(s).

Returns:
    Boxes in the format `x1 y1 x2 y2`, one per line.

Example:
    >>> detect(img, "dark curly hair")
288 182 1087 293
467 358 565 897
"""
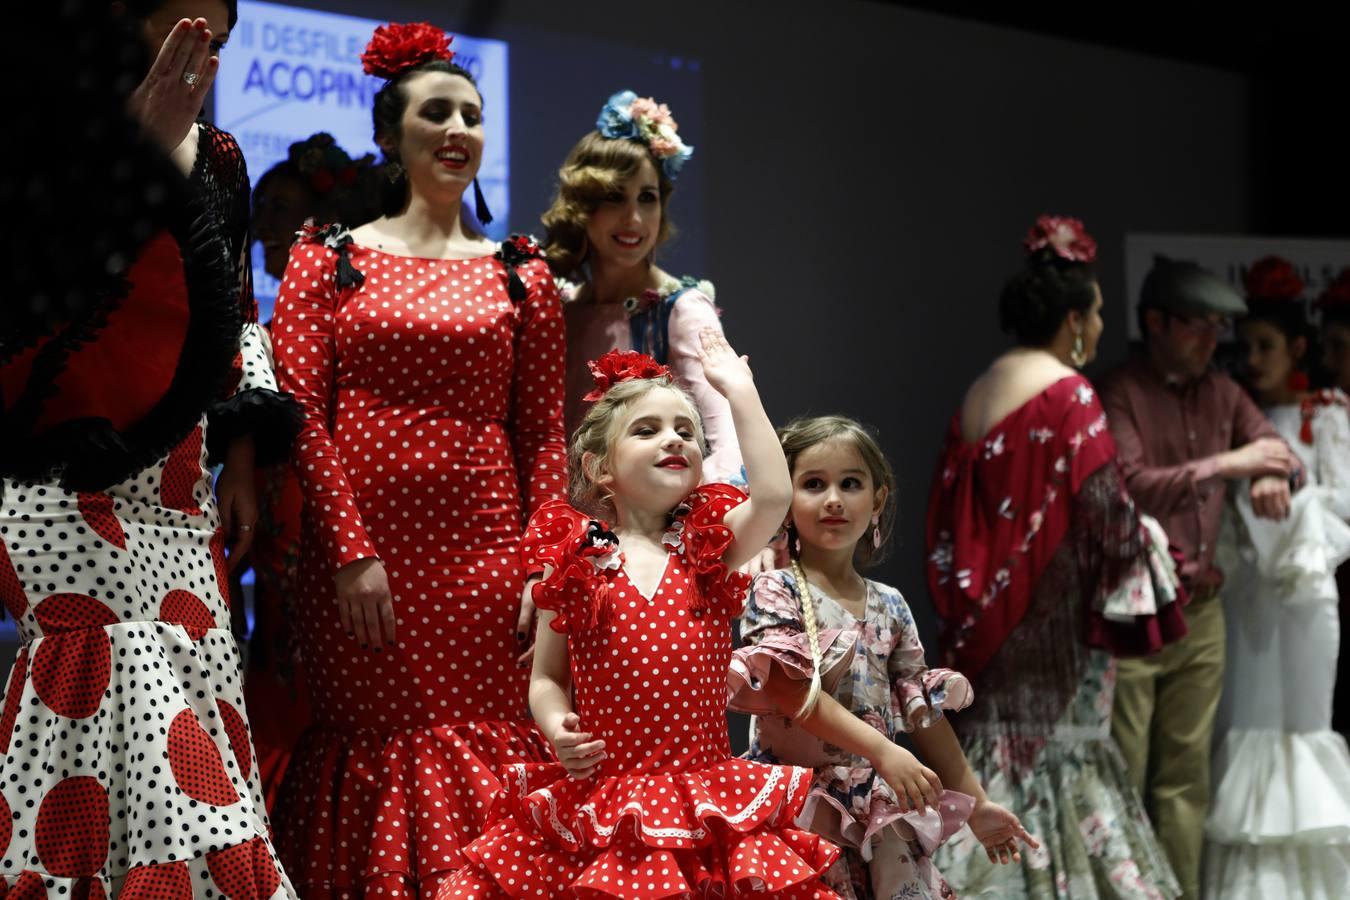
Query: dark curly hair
371 59 482 216
999 248 1099 346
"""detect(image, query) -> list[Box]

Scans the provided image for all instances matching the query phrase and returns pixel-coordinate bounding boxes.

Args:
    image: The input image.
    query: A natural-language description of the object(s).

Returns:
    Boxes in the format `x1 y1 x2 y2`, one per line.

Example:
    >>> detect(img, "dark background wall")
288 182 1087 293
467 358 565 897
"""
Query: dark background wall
16 2 1331 672
282 0 1253 652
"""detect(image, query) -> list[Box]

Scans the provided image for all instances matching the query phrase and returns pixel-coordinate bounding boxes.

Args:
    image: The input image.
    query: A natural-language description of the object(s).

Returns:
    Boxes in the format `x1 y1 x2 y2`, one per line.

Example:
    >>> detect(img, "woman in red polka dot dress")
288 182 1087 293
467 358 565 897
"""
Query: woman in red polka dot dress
2 5 297 896
442 341 841 899
269 23 565 899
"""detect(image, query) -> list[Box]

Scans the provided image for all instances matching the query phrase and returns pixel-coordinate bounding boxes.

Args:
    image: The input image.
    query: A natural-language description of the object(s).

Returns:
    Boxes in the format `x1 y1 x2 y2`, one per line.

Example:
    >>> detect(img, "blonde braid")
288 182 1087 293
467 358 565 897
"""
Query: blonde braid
789 558 825 720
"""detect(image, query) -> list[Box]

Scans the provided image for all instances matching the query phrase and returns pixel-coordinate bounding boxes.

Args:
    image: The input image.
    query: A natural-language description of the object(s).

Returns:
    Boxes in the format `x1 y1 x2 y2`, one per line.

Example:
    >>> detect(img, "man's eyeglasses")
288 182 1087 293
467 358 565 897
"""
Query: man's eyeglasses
1169 312 1230 336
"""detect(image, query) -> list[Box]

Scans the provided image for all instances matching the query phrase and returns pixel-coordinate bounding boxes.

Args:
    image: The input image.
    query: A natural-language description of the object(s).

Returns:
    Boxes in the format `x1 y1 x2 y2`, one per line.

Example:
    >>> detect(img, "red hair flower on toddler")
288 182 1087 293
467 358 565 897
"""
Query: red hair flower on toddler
583 349 671 401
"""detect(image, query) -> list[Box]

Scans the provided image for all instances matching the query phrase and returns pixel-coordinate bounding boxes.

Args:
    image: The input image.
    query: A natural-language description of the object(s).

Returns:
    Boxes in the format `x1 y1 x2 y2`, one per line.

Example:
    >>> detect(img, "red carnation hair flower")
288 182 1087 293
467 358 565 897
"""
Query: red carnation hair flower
361 22 454 81
583 350 671 401
1024 215 1097 264
1243 255 1304 301
1316 267 1350 310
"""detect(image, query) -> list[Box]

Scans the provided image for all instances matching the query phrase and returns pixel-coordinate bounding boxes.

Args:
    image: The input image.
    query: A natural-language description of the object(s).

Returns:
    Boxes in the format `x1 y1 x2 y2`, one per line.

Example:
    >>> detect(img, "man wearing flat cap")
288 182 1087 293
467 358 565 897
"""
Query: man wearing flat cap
1097 255 1302 899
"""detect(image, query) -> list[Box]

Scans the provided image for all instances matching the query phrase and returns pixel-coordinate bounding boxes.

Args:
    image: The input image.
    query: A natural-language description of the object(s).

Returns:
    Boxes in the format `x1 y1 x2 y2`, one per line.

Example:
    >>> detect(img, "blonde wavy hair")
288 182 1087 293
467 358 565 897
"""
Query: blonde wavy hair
541 132 676 283
569 376 706 519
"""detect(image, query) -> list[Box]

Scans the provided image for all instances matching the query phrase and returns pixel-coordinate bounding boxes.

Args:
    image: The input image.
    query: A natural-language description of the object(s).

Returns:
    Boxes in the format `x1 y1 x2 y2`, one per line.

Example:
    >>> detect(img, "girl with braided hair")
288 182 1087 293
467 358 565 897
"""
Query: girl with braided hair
731 416 1033 899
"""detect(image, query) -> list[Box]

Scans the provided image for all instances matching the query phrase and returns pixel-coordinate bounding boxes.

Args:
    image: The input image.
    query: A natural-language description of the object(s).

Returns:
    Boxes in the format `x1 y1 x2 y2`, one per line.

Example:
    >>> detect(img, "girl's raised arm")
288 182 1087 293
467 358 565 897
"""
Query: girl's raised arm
695 329 791 567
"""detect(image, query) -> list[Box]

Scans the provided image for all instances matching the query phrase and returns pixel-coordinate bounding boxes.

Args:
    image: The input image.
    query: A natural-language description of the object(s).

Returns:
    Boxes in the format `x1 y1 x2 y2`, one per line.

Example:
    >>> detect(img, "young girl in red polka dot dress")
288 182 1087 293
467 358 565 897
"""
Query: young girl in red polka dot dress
442 338 841 898
269 22 564 898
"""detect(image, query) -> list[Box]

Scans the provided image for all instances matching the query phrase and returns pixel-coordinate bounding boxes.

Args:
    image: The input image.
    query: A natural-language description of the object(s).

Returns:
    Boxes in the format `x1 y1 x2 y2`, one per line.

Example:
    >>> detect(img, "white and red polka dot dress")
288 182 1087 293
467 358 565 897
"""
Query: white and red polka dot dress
0 339 294 896
442 486 842 899
269 230 566 898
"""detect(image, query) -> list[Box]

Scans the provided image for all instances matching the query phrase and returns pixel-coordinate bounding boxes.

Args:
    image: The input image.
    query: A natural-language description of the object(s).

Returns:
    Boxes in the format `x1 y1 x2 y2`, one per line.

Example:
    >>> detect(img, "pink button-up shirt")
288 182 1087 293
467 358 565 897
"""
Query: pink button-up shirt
1097 353 1283 588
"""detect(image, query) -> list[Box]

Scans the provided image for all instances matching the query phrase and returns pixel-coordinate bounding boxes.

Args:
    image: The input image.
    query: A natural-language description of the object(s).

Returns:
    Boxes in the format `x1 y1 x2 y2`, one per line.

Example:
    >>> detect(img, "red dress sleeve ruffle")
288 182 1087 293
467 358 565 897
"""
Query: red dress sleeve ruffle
669 482 753 617
521 500 622 634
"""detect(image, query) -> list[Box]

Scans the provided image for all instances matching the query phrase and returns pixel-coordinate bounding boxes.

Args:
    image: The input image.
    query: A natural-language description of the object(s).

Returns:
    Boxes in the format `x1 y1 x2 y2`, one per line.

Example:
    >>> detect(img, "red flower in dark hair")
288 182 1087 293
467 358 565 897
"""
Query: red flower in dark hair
361 22 454 80
1244 255 1304 301
1317 267 1350 310
1024 215 1097 264
583 350 671 402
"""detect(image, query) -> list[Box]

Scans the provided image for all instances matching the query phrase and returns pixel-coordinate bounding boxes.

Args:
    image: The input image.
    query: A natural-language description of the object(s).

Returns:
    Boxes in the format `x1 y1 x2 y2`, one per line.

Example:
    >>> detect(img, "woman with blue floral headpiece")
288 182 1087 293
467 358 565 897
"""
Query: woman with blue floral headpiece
542 92 773 572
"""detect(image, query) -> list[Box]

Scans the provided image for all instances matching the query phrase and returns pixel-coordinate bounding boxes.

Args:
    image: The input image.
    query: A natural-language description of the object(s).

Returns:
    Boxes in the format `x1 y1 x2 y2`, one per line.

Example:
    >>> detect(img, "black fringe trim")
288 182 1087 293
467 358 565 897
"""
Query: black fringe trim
205 387 303 467
0 196 241 491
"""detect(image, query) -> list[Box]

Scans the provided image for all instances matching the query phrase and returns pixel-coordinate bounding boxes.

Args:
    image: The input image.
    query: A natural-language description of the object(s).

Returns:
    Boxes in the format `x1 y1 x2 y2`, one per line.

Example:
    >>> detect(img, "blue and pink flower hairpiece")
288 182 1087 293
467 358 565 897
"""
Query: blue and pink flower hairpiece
596 90 695 181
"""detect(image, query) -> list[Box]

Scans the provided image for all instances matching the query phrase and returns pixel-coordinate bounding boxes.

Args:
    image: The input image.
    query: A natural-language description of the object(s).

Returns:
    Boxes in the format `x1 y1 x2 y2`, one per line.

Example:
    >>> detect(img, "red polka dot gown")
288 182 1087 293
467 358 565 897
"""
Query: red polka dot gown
442 487 841 899
269 228 566 898
0 327 294 897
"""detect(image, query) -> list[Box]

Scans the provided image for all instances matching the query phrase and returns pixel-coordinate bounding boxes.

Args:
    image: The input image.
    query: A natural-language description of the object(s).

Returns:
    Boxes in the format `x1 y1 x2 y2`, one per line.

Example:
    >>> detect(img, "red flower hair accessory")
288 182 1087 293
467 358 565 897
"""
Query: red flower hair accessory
1244 255 1304 301
583 350 671 401
1316 267 1350 310
1024 215 1097 264
361 22 454 80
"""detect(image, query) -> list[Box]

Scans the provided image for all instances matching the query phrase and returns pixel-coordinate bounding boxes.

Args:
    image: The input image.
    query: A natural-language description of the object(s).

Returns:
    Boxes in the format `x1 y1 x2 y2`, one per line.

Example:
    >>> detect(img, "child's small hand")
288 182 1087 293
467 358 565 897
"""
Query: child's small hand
876 745 943 815
697 328 754 398
968 798 1038 865
551 712 606 780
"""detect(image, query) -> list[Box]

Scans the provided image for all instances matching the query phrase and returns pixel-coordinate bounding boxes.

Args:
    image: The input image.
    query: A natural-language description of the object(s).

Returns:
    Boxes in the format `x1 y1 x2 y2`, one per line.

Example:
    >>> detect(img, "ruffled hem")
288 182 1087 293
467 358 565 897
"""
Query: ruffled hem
727 628 855 715
1087 513 1190 659
933 729 1181 899
1238 485 1350 608
1086 599 1190 660
1206 729 1350 844
204 387 302 467
1202 841 1350 900
274 719 554 899
488 757 818 852
796 772 974 858
1 834 292 900
894 667 974 732
444 760 840 898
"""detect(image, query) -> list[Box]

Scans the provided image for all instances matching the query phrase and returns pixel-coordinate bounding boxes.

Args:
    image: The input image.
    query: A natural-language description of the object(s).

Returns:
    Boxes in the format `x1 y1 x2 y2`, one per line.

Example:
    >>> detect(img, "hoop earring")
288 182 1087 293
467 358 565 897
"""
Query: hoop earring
1070 329 1087 367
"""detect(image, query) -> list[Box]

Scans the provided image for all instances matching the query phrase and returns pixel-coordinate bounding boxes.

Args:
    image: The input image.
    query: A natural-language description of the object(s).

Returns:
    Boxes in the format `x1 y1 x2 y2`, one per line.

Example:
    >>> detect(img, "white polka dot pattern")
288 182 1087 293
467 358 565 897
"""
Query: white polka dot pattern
267 238 567 896
440 493 842 898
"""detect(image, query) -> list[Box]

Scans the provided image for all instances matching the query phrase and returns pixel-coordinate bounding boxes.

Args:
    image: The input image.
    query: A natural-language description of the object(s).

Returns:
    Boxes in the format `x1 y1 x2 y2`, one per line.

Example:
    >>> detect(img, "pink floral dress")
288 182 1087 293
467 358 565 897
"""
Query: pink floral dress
731 571 974 899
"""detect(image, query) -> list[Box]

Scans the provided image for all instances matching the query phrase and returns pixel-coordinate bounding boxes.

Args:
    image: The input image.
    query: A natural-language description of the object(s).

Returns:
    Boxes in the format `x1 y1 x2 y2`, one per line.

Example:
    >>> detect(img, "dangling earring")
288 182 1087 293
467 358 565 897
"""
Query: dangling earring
1287 369 1311 392
871 514 881 550
473 178 494 226
384 160 404 183
1070 328 1087 367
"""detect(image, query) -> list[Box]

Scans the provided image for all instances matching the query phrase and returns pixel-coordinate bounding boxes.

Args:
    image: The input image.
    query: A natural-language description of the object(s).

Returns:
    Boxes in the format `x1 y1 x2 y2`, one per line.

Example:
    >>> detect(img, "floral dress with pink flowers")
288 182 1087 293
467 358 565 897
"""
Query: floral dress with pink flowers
730 570 976 900
925 375 1185 899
